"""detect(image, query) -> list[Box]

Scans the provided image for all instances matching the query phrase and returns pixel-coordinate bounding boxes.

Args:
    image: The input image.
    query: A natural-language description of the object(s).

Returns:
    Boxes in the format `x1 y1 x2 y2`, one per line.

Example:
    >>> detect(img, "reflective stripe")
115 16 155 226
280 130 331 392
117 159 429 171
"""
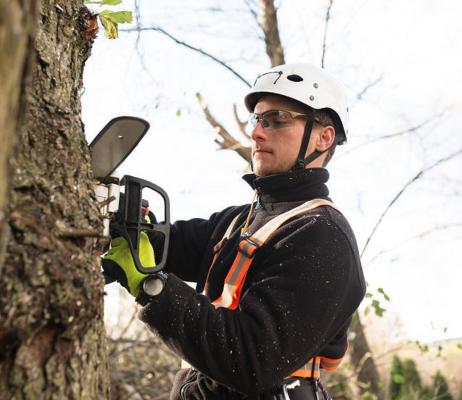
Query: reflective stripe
291 357 321 379
203 214 241 296
320 355 344 371
205 199 346 375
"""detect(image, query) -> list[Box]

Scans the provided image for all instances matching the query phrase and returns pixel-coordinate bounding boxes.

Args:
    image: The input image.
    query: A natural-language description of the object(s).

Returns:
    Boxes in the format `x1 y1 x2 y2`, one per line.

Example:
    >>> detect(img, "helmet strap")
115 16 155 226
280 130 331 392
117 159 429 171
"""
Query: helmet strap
292 110 316 171
292 112 334 170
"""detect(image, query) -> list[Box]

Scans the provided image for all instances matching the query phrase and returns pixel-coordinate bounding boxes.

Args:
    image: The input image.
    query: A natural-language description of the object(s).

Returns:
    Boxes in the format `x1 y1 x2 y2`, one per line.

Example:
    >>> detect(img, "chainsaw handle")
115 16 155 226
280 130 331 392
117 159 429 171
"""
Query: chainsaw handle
120 175 170 274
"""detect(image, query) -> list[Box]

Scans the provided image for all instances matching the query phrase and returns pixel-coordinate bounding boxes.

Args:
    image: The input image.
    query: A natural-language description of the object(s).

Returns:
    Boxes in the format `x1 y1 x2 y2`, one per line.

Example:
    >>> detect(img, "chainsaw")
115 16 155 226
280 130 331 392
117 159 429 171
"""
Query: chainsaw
89 116 170 279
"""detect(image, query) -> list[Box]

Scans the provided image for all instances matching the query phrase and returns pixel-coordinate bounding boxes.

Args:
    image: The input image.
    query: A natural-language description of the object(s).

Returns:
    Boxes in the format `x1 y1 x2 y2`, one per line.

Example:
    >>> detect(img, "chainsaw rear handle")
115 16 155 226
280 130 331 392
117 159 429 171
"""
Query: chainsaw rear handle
120 175 170 274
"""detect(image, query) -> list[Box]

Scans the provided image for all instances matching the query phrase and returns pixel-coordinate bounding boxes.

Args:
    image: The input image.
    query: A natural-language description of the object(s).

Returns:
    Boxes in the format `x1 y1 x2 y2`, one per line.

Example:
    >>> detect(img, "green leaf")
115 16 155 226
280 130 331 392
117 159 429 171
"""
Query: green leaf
415 340 429 353
392 373 405 384
176 108 182 117
98 14 118 39
100 10 133 24
378 287 391 301
371 299 386 317
100 0 122 5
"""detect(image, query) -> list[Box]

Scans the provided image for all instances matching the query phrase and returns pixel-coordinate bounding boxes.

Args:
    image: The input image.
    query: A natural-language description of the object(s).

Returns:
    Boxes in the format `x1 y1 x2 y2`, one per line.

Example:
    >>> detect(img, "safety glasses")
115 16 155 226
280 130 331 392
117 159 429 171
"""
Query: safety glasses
246 110 311 132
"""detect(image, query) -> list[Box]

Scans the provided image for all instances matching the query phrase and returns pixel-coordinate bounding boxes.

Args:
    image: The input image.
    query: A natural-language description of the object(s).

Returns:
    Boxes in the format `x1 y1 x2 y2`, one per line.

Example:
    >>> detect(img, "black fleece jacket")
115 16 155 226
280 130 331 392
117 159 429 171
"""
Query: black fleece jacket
139 168 366 399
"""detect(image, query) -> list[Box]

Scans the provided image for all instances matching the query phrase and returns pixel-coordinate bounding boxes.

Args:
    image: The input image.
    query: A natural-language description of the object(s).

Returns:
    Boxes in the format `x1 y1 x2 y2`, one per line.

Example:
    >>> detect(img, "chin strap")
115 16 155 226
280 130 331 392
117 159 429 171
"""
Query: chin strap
292 110 330 171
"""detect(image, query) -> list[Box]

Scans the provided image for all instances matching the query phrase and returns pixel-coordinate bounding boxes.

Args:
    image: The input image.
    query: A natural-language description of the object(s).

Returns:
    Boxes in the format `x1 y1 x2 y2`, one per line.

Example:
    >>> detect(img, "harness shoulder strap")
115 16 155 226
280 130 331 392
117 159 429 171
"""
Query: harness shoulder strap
250 198 338 245
211 198 337 309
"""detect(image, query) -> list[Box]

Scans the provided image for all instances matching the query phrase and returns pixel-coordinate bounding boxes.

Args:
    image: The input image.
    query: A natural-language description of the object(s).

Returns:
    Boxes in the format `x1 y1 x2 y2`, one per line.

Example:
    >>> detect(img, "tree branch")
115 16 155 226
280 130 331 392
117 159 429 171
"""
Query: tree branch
244 0 264 32
339 113 443 158
121 26 251 87
260 0 285 66
354 73 384 103
321 0 334 68
232 103 252 146
196 93 251 163
361 147 462 257
364 222 462 268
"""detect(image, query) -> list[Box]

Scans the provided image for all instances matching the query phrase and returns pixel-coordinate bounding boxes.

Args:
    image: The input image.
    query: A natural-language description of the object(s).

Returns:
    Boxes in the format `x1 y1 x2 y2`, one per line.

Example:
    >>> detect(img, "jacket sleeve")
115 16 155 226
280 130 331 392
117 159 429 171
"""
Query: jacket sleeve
162 206 242 283
140 214 365 395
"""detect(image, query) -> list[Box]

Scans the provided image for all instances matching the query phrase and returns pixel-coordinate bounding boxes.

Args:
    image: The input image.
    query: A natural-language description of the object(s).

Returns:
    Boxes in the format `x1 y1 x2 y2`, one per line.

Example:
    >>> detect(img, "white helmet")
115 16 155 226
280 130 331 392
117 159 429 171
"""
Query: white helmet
245 63 349 144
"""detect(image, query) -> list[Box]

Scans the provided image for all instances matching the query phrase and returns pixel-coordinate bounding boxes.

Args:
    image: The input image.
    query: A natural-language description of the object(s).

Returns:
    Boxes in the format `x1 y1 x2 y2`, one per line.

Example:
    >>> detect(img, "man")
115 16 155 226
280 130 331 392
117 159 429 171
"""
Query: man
104 63 366 399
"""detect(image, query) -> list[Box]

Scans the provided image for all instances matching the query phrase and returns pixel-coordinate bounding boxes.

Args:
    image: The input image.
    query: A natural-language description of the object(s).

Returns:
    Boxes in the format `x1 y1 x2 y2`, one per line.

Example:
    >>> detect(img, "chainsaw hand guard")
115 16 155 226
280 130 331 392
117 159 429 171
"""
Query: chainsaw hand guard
115 175 170 274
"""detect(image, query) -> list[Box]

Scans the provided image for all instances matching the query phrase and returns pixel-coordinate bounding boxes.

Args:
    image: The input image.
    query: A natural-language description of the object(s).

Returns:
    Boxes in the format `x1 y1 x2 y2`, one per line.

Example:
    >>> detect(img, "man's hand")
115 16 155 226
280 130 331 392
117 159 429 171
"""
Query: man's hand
102 232 155 296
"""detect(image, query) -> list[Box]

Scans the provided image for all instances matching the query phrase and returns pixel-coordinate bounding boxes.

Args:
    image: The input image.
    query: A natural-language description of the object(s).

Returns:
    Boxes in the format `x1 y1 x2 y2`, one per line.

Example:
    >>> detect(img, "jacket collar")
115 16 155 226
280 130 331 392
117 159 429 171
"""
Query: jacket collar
242 168 330 203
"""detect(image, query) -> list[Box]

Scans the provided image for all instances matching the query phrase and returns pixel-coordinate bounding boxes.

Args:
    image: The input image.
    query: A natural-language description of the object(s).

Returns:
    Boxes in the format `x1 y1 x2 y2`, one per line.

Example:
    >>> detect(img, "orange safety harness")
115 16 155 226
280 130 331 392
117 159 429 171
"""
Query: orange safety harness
203 198 346 379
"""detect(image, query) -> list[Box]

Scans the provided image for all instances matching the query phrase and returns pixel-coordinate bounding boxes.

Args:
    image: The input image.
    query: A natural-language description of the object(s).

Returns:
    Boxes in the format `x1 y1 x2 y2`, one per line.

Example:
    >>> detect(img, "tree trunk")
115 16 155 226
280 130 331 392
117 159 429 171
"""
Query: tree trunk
0 0 37 266
0 0 109 398
349 314 385 399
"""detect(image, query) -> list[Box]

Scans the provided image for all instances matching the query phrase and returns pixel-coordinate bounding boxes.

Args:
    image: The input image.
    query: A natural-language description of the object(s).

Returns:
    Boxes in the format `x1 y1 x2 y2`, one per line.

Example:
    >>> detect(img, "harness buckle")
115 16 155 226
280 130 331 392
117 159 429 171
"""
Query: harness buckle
238 236 260 258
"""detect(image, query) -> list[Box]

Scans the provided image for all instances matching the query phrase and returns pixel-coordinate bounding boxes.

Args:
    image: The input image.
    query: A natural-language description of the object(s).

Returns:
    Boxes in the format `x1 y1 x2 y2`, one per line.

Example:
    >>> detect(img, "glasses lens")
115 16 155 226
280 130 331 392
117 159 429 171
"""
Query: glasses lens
246 110 295 132
262 110 292 129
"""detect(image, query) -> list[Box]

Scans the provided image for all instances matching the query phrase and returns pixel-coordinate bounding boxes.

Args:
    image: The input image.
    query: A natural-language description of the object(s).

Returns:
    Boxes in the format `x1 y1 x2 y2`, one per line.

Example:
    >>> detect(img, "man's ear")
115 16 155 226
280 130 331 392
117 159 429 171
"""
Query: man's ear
316 126 335 152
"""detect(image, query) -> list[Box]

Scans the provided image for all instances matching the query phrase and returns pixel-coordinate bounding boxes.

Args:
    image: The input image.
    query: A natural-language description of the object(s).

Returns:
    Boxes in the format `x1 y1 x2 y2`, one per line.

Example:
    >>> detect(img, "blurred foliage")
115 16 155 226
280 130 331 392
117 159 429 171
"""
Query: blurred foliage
432 370 453 400
388 354 456 400
364 287 390 318
107 331 180 399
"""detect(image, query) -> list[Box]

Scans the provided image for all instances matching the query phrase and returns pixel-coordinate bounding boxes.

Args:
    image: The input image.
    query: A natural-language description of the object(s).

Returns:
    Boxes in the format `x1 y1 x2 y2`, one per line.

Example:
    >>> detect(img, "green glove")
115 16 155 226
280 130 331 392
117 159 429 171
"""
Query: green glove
102 232 156 296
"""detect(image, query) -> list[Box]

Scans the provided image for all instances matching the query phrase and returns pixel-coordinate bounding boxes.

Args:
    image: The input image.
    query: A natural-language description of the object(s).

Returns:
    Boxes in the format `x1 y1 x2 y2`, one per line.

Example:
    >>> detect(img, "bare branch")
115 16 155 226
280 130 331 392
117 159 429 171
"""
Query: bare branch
232 103 251 144
364 222 462 268
121 26 251 87
361 147 462 257
260 0 285 66
196 93 251 163
244 0 264 31
321 0 334 68
339 113 443 158
56 228 103 238
134 0 142 49
354 73 384 103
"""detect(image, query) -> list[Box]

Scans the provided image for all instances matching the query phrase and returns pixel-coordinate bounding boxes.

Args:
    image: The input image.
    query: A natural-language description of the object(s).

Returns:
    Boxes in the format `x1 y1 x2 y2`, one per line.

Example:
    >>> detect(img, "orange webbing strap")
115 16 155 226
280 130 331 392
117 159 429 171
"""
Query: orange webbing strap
291 351 346 378
203 214 241 296
211 198 337 309
291 357 321 379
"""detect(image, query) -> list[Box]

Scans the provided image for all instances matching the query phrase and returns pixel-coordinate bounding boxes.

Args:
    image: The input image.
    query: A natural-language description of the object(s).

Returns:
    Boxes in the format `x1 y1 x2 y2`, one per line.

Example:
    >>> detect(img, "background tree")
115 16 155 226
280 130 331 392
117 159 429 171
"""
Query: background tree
432 370 453 400
389 354 404 400
0 0 109 398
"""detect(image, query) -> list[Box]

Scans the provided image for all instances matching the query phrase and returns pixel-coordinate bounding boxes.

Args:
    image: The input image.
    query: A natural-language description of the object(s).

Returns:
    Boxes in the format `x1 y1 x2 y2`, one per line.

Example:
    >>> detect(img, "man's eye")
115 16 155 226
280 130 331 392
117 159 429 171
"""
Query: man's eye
271 119 288 126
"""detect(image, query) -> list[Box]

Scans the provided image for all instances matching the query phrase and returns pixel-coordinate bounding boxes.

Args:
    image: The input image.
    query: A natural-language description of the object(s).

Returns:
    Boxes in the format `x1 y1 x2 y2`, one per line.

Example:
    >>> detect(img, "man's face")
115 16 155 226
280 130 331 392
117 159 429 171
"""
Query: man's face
250 95 314 176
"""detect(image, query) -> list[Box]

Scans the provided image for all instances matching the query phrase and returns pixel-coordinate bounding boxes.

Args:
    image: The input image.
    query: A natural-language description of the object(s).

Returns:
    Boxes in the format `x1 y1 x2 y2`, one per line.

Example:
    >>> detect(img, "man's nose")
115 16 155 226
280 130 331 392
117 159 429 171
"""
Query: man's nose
250 121 267 142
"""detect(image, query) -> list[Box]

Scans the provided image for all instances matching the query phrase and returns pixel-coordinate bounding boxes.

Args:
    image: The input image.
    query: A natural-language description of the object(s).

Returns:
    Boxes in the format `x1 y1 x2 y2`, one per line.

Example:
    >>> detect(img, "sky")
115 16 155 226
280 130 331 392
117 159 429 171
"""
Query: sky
83 0 462 344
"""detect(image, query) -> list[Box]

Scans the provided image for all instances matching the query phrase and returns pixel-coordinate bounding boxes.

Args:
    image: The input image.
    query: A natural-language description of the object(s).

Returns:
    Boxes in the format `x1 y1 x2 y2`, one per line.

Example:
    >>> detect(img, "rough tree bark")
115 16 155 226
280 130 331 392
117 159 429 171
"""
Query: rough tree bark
0 0 109 398
0 0 37 266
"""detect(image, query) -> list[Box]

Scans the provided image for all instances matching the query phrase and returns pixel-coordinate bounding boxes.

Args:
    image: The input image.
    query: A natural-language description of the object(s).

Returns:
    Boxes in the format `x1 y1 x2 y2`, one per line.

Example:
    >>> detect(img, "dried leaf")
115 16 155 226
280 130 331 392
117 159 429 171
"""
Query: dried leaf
98 14 118 39
84 14 99 41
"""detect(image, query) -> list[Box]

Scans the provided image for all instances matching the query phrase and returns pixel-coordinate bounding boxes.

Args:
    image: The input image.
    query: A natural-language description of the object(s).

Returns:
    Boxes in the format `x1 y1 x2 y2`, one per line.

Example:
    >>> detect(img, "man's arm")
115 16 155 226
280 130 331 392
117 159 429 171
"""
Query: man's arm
161 205 246 283
139 213 365 395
